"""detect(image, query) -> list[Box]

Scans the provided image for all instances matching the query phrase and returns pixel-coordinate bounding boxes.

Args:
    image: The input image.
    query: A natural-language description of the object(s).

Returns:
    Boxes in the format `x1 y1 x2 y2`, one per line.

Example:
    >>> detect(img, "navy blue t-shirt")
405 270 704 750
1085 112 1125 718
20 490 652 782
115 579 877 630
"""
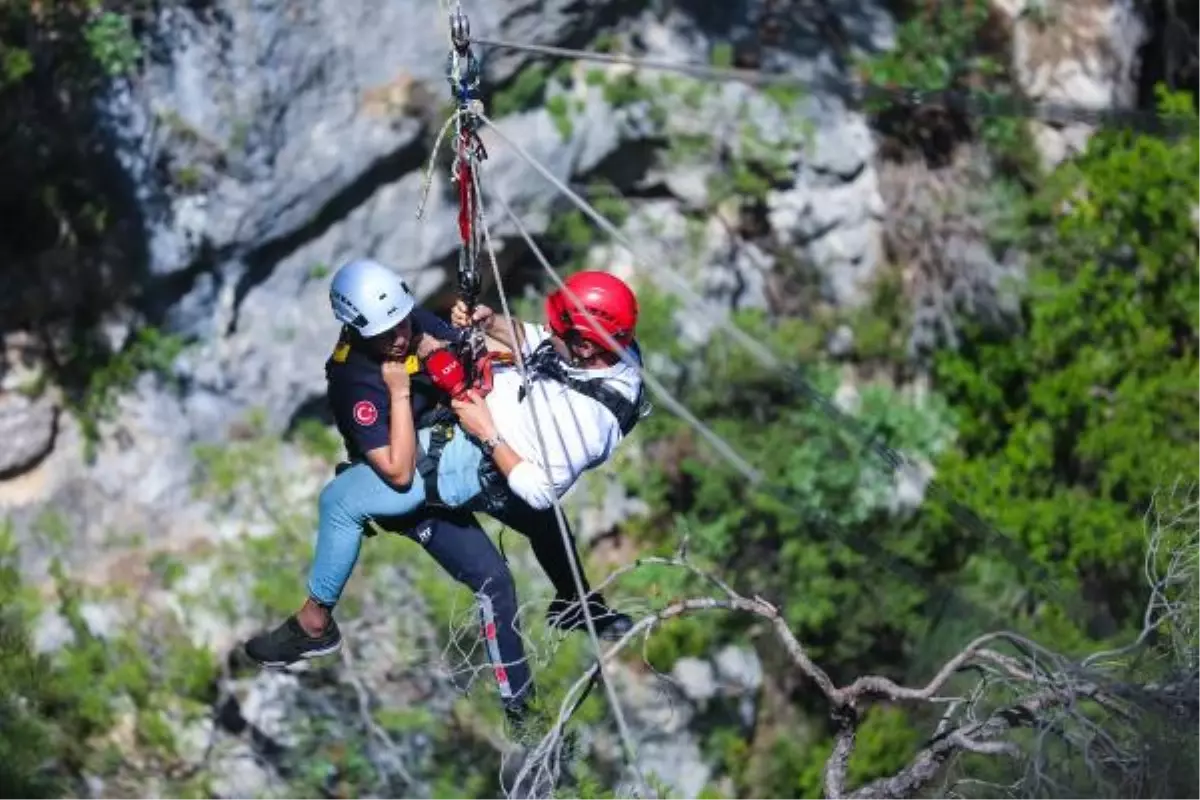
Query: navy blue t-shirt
326 307 461 461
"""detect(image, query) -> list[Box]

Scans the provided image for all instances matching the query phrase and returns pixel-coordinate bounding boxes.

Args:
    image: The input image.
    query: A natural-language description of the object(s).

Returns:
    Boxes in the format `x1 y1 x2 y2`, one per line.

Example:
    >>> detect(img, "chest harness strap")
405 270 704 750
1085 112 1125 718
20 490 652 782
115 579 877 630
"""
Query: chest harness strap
516 339 650 437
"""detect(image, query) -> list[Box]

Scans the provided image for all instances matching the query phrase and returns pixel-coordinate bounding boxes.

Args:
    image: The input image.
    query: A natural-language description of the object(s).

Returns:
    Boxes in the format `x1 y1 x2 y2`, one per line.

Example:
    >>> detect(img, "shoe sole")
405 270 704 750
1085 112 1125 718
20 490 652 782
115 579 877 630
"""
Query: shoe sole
245 639 343 669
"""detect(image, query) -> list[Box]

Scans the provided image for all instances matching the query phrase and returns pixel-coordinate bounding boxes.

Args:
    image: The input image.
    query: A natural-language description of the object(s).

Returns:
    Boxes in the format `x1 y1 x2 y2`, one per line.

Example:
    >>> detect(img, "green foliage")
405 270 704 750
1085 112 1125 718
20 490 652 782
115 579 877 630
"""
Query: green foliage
192 417 325 621
2 1 149 329
616 287 958 676
857 0 1036 175
930 89 1200 635
490 64 550 117
545 92 575 140
709 42 734 69
82 8 142 76
67 326 186 458
0 523 217 797
290 417 344 463
543 181 630 273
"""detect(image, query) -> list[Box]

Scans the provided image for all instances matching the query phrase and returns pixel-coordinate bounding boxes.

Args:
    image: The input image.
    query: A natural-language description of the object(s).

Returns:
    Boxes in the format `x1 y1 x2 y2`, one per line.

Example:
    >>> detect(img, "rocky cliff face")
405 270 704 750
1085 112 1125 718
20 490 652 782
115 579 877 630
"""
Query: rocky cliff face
0 0 1175 796
2 0 904 579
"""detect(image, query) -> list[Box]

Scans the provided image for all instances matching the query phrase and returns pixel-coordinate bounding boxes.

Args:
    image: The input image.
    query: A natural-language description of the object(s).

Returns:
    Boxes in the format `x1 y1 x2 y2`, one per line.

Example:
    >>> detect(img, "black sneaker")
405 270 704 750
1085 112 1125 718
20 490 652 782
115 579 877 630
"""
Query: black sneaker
545 595 633 642
243 615 342 668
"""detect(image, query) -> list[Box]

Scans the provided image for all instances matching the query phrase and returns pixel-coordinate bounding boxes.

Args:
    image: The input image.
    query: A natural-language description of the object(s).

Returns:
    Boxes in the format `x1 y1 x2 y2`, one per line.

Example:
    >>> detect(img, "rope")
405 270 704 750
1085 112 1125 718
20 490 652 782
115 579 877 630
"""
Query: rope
485 185 765 484
415 108 466 221
434 3 646 792
473 108 1101 639
466 112 1181 716
470 165 648 794
473 36 1193 135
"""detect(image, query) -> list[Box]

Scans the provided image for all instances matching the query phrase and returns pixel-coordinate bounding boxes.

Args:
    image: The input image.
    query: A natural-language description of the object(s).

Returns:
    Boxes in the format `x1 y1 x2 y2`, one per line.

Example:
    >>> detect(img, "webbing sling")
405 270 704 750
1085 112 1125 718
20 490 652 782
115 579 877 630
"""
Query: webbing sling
517 340 649 436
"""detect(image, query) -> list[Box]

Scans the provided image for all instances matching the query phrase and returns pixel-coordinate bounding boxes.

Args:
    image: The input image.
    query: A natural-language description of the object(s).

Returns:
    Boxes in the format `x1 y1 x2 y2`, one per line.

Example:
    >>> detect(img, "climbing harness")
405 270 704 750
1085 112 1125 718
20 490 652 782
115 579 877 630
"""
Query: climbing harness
518 339 651 437
444 4 495 397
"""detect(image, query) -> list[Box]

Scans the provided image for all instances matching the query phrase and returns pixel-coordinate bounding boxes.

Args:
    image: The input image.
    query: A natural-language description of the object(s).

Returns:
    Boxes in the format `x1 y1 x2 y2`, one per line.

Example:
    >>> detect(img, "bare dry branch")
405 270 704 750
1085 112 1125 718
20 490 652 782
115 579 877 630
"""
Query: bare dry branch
502 481 1198 800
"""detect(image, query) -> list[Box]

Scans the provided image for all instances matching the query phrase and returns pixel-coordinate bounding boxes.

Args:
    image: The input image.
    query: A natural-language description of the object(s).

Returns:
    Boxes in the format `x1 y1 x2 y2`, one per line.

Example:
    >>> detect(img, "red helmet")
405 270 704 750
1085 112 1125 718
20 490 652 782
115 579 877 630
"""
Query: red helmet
545 270 638 350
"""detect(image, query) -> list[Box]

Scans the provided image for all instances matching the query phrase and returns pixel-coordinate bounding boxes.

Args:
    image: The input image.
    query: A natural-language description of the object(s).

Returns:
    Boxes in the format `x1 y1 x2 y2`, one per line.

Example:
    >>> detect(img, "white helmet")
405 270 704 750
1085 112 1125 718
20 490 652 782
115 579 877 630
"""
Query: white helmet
329 258 416 338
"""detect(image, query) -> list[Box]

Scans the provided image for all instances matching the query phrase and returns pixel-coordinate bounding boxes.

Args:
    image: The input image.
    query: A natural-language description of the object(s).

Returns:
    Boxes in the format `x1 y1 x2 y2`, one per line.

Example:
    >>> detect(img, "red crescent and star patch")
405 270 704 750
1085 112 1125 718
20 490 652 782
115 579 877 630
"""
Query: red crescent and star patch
352 400 378 426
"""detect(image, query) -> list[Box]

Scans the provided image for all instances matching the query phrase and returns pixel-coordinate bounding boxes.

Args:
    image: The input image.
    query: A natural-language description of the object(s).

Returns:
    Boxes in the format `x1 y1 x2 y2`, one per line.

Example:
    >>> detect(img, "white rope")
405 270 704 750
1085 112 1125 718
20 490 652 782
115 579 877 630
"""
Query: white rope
475 114 791 409
484 185 766 486
470 36 1184 132
470 166 649 794
415 108 466 220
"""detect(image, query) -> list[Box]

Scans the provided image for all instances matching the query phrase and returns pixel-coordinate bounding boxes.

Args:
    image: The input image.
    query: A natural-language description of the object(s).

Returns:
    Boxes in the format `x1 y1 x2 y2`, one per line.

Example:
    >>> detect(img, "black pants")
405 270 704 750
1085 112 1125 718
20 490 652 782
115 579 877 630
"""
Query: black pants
378 500 592 709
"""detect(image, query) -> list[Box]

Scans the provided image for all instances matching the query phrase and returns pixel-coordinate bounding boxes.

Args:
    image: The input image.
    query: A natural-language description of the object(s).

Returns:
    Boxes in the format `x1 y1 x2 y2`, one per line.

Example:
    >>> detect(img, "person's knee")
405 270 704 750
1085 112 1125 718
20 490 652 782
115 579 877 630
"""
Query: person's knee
318 478 344 517
318 474 365 527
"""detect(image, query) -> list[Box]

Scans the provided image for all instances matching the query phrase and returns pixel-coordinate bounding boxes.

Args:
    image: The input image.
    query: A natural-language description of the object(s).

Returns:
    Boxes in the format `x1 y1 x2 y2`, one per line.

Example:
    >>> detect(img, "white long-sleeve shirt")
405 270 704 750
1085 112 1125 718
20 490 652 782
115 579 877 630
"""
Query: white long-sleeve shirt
484 322 643 510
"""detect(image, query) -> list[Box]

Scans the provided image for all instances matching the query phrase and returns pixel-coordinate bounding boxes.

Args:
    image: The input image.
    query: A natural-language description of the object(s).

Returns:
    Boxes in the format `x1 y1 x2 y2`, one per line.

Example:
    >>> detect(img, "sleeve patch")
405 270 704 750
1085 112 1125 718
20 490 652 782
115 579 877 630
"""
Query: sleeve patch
352 400 379 426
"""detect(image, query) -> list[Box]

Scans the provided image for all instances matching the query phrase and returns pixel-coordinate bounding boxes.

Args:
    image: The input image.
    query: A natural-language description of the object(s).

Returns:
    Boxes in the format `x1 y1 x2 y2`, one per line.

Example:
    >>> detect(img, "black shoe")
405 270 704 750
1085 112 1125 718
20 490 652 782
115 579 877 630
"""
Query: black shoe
243 615 342 668
546 595 634 642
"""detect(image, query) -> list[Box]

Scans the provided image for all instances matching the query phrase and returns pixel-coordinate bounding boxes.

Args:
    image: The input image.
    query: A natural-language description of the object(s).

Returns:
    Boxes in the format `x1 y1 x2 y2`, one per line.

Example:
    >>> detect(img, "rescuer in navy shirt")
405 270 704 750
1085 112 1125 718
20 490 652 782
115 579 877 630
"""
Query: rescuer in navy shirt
326 304 459 462
245 258 632 730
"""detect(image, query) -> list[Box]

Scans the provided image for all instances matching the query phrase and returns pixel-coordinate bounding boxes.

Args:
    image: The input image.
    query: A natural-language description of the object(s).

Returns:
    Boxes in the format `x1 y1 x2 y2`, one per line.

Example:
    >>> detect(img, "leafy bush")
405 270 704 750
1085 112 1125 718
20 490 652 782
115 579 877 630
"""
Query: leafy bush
929 88 1199 640
0 524 218 797
858 0 1036 175
613 288 958 679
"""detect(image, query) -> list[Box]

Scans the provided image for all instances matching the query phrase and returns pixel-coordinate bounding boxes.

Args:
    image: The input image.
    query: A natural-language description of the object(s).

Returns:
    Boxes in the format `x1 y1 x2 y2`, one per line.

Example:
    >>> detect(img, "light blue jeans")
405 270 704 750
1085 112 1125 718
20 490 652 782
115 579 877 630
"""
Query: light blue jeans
307 425 486 605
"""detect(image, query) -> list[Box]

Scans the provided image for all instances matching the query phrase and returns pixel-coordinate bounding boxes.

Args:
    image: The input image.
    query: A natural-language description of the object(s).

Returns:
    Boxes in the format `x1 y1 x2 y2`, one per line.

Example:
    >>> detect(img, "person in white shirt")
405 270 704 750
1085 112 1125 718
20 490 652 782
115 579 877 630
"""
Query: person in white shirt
247 269 646 684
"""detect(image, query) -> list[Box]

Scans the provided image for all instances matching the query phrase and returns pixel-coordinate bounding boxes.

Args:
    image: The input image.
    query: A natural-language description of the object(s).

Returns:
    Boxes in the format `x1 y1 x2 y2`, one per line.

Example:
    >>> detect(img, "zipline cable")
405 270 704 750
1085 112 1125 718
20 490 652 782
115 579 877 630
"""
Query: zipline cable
474 36 1195 135
435 5 647 794
474 107 1119 650
477 136 1180 716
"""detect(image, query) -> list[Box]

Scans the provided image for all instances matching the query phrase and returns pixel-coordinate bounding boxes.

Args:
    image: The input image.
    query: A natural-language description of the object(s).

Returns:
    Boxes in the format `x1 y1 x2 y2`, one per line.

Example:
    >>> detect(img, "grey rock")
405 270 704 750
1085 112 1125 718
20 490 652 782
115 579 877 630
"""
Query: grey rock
0 391 58 476
238 670 305 749
713 645 763 694
31 608 74 655
661 164 712 209
631 737 712 799
576 472 651 546
827 324 855 358
610 661 712 798
1 379 216 580
208 741 274 800
997 0 1149 168
672 656 719 705
767 114 886 308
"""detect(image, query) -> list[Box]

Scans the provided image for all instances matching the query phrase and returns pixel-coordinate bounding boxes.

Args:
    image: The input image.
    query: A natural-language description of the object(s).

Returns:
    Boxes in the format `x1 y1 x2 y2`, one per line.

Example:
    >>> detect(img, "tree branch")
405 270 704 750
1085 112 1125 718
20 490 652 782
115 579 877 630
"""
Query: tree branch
503 484 1197 799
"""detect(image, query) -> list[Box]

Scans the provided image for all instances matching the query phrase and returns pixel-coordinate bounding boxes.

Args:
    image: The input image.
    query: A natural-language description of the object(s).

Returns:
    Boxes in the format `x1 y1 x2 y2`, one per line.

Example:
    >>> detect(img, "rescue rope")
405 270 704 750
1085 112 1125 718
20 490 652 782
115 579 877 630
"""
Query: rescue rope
472 36 1193 135
436 4 647 792
472 166 648 794
460 108 1183 716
